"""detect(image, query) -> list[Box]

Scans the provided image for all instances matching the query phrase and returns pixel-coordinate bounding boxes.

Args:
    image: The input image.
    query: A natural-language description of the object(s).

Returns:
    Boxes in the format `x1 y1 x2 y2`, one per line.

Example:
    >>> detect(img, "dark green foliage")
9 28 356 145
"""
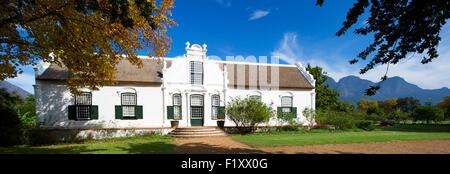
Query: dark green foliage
355 120 375 131
0 88 25 146
14 95 36 128
366 107 384 116
318 0 450 95
412 106 445 124
316 110 367 130
334 101 355 112
397 97 421 113
437 95 450 119
380 119 396 127
306 64 340 110
277 107 299 130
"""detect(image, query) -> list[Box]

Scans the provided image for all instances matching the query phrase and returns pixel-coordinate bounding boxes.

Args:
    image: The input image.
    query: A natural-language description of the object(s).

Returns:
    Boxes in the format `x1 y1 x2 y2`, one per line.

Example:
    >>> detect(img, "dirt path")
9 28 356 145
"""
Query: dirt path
173 136 264 154
173 136 450 154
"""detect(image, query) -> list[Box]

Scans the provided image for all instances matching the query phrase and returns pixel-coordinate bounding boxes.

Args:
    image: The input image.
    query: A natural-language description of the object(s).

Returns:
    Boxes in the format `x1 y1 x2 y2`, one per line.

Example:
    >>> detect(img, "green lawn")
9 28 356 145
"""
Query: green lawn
0 135 175 154
231 125 450 147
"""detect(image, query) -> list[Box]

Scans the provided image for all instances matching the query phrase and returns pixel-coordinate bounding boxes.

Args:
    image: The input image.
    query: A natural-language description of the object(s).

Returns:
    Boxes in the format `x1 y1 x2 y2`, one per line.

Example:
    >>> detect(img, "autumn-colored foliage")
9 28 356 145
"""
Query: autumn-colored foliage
1 0 175 93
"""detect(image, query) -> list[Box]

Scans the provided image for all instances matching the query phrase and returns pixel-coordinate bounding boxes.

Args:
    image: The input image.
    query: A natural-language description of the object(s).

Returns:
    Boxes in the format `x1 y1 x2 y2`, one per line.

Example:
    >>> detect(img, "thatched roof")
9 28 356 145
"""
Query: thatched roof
36 59 168 83
221 63 314 89
36 59 314 89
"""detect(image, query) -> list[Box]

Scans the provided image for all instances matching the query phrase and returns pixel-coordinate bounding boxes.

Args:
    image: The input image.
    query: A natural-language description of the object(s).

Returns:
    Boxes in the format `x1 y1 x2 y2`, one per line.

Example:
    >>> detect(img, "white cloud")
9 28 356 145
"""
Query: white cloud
271 32 450 89
249 10 270 21
271 32 302 64
6 72 35 94
215 0 231 7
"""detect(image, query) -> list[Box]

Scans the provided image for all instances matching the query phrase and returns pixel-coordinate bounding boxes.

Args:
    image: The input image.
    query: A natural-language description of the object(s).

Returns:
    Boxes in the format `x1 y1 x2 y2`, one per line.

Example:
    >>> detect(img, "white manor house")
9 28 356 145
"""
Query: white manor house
34 42 316 135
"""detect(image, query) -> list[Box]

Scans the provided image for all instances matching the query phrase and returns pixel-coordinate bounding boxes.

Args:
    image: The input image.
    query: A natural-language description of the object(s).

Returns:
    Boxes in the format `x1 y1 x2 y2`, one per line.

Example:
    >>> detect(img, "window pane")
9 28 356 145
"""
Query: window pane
211 95 220 106
282 107 292 113
190 61 203 85
75 92 92 105
190 61 203 73
211 107 218 119
191 107 203 118
249 95 261 101
174 106 181 120
281 96 292 107
76 105 91 119
190 73 203 85
173 94 181 106
123 106 136 117
122 93 136 105
191 95 203 106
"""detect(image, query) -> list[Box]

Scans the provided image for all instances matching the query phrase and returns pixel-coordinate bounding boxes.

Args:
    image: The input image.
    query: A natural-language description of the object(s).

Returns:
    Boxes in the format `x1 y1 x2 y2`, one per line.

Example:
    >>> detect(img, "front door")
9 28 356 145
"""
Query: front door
190 94 204 126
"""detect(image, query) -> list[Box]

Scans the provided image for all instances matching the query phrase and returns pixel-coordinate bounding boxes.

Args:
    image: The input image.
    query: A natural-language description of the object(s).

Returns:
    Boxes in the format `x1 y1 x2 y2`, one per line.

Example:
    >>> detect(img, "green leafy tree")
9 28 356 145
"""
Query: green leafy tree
226 97 274 134
0 88 24 146
303 108 316 130
334 101 355 112
357 99 379 113
306 64 340 110
317 0 450 95
397 97 421 113
379 99 398 114
437 95 450 119
15 95 36 128
412 106 445 124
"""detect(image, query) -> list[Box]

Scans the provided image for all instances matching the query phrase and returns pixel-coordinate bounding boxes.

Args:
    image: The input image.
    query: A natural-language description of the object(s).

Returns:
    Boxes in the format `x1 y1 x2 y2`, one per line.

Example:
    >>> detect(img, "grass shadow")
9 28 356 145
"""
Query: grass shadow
378 124 450 133
0 145 106 154
117 141 175 154
173 142 267 154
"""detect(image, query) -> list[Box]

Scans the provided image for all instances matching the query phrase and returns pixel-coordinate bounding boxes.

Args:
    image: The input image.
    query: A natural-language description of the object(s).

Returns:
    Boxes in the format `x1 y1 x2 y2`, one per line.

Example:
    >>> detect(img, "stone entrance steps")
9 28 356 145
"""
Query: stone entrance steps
170 127 227 138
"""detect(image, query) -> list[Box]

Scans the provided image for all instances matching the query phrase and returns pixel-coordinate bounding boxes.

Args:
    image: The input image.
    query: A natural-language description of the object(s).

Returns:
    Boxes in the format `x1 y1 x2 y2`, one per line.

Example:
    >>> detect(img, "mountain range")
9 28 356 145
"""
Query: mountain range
0 81 31 98
326 76 450 104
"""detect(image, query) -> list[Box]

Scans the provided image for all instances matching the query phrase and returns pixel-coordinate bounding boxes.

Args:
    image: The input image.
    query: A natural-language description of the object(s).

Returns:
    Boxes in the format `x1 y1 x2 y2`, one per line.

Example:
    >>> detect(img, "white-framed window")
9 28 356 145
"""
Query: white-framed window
249 95 261 101
121 92 137 117
191 95 204 106
74 92 92 120
281 96 293 113
190 61 203 85
173 94 182 120
211 95 220 120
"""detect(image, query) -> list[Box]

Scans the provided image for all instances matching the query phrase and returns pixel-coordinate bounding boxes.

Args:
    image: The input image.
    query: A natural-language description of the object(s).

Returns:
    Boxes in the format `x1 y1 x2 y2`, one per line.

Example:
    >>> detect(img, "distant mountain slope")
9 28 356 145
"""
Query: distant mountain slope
0 81 31 98
326 76 450 104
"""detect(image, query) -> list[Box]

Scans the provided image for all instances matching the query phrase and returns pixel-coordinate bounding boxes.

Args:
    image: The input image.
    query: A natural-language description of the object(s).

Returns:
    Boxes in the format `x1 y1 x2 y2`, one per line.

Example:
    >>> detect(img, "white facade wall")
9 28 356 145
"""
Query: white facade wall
35 42 316 129
35 80 164 129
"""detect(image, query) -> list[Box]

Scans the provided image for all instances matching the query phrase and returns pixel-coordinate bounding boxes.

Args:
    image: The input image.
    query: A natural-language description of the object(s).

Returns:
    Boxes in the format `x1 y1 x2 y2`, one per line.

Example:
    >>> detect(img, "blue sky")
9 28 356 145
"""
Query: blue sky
7 0 450 93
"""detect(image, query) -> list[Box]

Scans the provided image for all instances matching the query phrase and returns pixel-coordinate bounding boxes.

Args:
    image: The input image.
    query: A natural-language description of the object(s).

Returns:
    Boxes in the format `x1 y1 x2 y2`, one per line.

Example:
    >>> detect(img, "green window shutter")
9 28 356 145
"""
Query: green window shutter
90 105 99 119
135 105 143 119
292 107 297 118
218 106 225 119
277 107 282 118
167 106 174 119
115 105 123 119
68 105 77 120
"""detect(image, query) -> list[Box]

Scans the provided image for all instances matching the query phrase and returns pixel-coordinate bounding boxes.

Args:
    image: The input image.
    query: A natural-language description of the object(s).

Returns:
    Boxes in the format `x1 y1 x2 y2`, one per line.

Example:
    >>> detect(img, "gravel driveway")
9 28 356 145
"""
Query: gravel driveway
173 136 450 154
